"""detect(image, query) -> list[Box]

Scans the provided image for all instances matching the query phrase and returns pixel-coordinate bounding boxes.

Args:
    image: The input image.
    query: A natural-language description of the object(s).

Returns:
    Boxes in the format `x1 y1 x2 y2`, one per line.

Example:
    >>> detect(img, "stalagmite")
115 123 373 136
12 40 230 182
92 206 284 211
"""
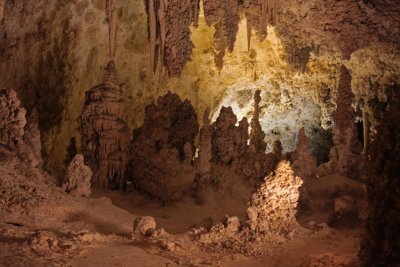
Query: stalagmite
329 65 362 177
197 109 213 187
125 92 198 201
291 128 317 180
80 62 131 189
247 161 303 235
249 90 266 153
0 89 26 150
80 0 129 190
362 107 369 156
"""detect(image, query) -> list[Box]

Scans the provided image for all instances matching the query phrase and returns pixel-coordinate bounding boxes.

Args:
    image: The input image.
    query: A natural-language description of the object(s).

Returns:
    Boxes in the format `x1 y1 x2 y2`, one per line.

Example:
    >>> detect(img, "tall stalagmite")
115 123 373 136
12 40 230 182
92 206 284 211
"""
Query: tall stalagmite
80 0 130 190
359 90 400 266
329 65 361 177
249 90 266 153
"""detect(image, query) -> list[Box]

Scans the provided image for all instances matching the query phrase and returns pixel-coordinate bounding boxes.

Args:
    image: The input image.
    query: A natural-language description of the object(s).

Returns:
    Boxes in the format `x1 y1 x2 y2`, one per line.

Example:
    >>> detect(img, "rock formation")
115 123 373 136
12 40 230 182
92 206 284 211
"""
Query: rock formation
24 108 43 168
204 0 240 69
126 92 198 201
80 61 130 190
62 154 92 197
196 109 213 190
249 90 266 153
0 89 27 150
146 0 198 76
292 128 317 180
359 90 400 266
212 107 248 165
328 66 362 177
244 0 278 50
247 161 303 235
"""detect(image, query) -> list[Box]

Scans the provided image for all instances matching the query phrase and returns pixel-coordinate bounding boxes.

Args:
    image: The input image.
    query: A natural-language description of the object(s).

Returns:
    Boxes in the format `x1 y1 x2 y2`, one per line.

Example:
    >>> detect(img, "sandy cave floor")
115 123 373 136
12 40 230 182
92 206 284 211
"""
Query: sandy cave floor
0 147 364 267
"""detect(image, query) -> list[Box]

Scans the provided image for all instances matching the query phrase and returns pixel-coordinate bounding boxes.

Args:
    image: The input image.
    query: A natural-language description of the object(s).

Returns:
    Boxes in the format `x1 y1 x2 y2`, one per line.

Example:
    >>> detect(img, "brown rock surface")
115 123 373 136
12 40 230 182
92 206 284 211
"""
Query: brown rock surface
80 61 130 190
126 92 198 201
0 89 27 150
329 66 361 177
359 90 400 266
247 161 303 235
292 128 317 180
212 107 248 165
62 154 92 197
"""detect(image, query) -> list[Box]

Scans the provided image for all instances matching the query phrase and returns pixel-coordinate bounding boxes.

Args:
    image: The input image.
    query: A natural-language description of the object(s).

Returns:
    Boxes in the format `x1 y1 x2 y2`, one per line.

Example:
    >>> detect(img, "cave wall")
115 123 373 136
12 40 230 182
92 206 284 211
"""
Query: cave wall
1 0 400 174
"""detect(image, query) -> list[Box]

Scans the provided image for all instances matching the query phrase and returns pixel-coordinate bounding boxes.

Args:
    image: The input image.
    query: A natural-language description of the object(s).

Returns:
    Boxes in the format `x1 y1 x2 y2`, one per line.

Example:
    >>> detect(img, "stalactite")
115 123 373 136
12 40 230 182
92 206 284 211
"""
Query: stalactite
106 0 117 60
158 0 167 76
0 0 4 21
149 0 157 74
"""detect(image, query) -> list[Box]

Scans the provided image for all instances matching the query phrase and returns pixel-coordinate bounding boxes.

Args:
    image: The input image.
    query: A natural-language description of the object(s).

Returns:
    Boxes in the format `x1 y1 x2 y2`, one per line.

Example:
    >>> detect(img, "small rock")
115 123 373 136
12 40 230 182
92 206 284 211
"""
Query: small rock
226 216 241 232
133 216 156 237
160 240 176 252
334 196 355 214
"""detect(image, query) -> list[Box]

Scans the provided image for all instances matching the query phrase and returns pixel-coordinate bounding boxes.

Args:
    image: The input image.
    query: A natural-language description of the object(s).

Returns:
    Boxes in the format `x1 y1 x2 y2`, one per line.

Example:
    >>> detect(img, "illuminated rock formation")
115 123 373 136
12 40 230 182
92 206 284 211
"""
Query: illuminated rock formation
126 92 198 201
80 61 130 190
359 90 400 266
244 0 278 50
247 161 303 235
62 154 92 197
249 90 266 153
0 89 27 150
329 66 362 177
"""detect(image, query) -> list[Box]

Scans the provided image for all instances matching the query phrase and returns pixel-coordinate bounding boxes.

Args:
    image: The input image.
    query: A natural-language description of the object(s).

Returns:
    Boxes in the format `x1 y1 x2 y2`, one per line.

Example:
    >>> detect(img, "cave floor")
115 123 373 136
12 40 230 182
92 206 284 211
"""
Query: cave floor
0 151 364 267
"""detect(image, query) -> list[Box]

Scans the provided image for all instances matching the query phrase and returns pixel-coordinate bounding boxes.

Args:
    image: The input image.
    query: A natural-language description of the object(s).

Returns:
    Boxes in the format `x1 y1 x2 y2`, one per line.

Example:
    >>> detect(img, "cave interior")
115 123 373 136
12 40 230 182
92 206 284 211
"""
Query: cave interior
0 0 400 266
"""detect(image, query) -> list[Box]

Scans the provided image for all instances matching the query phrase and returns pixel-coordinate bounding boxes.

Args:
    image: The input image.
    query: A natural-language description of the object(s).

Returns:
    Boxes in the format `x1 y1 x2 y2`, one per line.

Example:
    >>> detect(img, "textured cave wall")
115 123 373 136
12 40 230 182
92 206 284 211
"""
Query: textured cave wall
1 0 400 175
359 89 400 266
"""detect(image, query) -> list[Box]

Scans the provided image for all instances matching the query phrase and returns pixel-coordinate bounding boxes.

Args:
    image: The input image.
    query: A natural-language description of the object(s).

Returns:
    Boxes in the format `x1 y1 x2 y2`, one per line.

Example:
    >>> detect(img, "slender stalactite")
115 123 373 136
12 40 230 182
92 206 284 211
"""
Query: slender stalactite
107 0 117 60
0 0 4 21
158 0 167 76
149 0 157 74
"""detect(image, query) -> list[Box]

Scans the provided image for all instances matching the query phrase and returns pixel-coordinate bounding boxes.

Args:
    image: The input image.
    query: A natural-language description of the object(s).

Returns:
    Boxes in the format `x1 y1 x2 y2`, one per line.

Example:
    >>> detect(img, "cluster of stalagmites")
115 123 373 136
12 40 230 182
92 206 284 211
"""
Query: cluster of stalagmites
121 90 279 202
125 92 199 201
80 61 130 190
359 90 400 266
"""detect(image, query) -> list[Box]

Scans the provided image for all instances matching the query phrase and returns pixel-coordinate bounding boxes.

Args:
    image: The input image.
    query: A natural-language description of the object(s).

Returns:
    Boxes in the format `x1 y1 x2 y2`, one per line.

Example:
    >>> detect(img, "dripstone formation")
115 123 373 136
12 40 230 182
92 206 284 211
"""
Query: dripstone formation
324 66 362 177
80 61 130 190
62 154 92 197
247 161 303 235
359 90 400 266
0 89 27 150
126 92 198 201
